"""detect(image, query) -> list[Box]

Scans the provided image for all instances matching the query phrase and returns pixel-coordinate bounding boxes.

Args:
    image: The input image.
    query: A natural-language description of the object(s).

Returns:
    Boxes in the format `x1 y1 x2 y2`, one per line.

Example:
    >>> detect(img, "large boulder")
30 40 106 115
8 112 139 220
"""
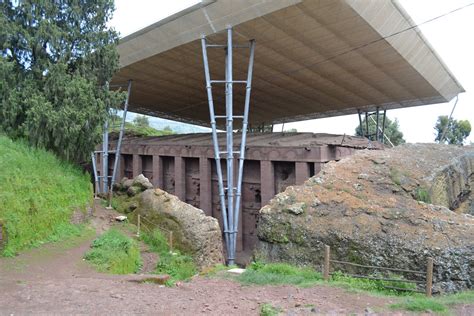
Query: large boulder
256 144 474 293
132 188 224 270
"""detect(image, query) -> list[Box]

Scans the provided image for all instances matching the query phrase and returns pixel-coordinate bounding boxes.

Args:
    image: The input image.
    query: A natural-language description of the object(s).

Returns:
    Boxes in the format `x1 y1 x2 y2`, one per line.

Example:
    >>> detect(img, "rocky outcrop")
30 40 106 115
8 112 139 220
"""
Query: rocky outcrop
256 144 474 293
114 176 224 270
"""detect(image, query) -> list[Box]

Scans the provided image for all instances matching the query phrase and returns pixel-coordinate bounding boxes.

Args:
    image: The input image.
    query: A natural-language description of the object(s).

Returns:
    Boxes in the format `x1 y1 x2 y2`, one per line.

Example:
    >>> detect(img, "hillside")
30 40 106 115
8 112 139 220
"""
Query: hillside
0 135 91 256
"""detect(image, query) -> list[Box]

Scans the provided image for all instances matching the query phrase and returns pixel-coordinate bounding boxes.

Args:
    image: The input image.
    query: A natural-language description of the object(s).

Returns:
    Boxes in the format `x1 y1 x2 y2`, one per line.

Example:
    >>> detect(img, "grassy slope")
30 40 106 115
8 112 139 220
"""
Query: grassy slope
0 135 91 256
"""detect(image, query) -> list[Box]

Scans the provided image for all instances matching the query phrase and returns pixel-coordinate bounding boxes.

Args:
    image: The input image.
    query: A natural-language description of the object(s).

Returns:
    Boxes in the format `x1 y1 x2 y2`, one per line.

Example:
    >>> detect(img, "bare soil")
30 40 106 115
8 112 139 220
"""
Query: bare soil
0 201 464 315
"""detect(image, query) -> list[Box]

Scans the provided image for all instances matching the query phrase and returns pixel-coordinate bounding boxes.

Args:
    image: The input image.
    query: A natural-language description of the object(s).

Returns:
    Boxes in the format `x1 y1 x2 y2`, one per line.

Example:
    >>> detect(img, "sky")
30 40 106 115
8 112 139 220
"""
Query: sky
110 0 473 144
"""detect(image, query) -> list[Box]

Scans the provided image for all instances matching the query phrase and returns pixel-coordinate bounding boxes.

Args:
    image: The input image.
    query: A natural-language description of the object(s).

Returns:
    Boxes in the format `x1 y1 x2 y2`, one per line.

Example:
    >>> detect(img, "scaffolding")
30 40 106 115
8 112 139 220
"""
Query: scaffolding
91 80 132 201
201 27 256 265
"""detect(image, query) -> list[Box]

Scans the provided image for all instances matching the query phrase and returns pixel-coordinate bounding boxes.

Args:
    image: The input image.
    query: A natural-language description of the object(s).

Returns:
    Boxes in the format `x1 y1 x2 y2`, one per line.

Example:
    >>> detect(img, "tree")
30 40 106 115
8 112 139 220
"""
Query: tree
0 1 123 163
133 115 150 128
434 116 471 145
355 116 405 146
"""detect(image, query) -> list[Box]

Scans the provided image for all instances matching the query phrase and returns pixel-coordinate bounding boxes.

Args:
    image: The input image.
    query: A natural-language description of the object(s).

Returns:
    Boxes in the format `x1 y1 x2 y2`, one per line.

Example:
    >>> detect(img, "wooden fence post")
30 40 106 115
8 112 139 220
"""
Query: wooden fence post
426 257 433 297
137 215 141 238
324 245 330 281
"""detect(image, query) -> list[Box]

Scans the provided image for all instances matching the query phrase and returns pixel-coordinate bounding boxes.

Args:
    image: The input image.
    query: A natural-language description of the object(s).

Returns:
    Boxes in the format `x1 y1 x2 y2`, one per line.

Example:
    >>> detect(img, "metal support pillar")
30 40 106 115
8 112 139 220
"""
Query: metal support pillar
91 80 132 197
381 110 387 144
102 119 109 193
375 107 380 141
108 80 132 207
201 27 255 265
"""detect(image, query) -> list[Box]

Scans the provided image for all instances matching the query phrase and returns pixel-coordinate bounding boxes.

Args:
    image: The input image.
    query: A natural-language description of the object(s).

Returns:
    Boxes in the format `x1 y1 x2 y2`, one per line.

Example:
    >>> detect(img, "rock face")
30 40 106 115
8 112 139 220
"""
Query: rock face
114 176 224 269
256 144 474 293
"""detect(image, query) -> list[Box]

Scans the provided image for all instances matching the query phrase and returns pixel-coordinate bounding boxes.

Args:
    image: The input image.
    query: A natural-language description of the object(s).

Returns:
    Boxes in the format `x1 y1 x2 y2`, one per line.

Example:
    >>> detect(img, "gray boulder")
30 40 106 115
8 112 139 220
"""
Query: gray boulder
134 189 224 269
256 144 474 293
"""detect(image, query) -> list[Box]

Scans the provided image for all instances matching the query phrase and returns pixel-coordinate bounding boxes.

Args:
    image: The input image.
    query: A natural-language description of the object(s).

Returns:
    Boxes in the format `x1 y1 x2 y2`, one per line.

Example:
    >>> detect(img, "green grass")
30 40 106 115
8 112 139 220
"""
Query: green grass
260 303 281 316
238 262 473 314
140 228 197 285
330 271 416 295
238 262 322 287
414 187 431 203
84 229 141 274
390 291 474 313
0 135 91 256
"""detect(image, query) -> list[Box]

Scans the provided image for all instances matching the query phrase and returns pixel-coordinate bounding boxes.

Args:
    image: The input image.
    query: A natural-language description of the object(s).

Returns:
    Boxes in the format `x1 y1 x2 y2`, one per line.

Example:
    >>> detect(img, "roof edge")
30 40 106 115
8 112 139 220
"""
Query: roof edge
119 0 217 44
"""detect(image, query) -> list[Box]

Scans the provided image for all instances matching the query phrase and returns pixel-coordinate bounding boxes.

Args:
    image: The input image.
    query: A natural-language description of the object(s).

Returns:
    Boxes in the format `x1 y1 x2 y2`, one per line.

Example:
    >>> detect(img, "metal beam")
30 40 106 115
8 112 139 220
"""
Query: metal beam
201 27 256 265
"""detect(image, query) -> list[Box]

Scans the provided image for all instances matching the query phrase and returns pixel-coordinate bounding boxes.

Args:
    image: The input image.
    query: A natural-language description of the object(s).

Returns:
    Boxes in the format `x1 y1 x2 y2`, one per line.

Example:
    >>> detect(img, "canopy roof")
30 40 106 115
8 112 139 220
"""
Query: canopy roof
112 0 464 127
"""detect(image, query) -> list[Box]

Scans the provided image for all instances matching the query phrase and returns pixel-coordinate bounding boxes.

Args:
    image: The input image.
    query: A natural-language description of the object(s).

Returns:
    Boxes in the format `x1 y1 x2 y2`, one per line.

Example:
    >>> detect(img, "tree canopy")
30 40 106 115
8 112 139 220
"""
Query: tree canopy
355 115 405 146
0 0 123 163
434 116 471 145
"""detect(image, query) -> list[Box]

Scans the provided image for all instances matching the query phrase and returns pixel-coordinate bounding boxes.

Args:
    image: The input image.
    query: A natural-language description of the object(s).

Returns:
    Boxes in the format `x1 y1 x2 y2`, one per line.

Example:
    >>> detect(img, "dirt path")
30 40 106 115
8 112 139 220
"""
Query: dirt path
0 201 429 314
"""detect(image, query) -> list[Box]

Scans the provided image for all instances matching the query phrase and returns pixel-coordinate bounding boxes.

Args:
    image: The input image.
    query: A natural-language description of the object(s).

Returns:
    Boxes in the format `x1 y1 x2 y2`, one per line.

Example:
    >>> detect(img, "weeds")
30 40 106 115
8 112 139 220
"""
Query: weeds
414 187 431 203
390 291 474 312
238 262 322 287
140 228 196 285
84 229 141 274
330 271 416 295
0 135 90 256
260 303 281 316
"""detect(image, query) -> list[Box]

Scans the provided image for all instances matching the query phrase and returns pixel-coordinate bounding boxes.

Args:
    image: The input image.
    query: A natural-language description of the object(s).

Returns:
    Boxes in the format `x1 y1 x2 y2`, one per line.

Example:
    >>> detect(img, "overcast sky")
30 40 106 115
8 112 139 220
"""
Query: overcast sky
110 0 473 144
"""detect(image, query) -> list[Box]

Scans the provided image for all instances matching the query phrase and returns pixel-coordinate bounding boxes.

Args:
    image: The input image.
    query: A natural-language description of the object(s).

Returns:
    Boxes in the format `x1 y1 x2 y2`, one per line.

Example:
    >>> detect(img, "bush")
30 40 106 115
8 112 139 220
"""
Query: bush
0 135 90 256
84 229 141 274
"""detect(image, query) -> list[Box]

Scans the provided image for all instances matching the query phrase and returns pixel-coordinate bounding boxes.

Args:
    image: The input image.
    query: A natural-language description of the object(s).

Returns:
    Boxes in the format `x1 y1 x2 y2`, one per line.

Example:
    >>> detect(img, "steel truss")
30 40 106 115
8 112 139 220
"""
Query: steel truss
91 80 132 202
201 27 256 265
358 107 392 146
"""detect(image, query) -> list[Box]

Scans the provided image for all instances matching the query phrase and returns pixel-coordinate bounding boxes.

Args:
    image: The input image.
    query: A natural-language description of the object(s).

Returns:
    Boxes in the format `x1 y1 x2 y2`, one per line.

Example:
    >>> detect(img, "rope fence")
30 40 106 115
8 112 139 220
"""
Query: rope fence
322 245 434 297
136 214 174 252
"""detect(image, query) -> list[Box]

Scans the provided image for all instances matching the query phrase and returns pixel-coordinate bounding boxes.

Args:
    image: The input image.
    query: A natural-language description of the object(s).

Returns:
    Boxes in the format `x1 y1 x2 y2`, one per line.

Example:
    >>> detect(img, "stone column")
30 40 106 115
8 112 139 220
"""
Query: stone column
199 157 212 216
295 162 310 185
174 157 185 201
132 154 142 178
152 155 163 188
260 160 275 206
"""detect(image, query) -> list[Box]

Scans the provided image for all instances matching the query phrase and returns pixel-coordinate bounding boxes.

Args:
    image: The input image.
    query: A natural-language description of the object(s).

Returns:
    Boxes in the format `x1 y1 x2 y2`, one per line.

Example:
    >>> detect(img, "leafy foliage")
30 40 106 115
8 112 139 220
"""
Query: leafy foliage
434 115 471 145
133 115 150 128
0 0 123 163
110 114 175 137
0 135 90 256
355 116 405 146
84 229 141 274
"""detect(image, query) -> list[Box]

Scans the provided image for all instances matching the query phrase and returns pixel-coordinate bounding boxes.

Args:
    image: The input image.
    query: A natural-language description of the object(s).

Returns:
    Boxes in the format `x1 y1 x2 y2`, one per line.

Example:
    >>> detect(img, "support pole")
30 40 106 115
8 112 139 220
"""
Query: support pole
375 107 380 142
91 152 99 198
381 110 387 144
109 80 132 208
365 112 369 140
102 119 109 194
201 36 231 258
201 28 256 265
357 110 363 137
233 39 255 263
225 27 236 265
